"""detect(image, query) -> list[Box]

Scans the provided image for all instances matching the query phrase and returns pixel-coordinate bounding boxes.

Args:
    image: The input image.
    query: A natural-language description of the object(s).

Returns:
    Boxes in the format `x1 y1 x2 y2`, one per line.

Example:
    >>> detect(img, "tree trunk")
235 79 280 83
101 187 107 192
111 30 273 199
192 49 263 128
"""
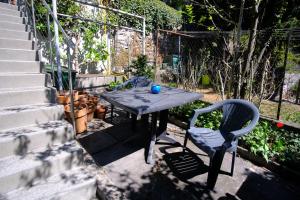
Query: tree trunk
258 56 270 109
240 0 261 99
218 70 225 100
232 0 245 98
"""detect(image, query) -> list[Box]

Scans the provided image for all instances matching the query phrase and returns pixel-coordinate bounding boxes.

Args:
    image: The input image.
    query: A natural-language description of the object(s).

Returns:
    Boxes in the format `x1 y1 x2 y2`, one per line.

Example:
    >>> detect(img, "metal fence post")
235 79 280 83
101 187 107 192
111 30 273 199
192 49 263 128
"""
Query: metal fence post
67 45 76 136
276 30 291 120
52 0 63 92
47 11 55 87
30 0 37 41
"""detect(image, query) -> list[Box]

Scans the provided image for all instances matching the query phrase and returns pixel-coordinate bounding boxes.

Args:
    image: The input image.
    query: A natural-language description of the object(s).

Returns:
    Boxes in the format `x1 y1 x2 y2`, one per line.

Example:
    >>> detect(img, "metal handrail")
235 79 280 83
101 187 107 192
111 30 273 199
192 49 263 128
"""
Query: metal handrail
40 0 75 49
21 0 76 136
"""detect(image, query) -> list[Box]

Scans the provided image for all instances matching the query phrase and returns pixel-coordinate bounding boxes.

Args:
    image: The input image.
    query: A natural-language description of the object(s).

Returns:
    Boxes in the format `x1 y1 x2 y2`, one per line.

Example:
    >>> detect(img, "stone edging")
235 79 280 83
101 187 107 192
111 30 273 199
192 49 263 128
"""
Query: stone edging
168 115 300 180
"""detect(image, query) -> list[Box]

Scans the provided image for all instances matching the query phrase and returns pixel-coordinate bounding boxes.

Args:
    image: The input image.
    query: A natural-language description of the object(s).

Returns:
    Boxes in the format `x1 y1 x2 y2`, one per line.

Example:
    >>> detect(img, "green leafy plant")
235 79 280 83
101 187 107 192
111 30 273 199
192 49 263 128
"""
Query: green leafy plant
167 82 178 88
183 4 195 24
170 100 222 129
118 0 182 33
242 121 292 162
129 55 153 79
108 81 121 91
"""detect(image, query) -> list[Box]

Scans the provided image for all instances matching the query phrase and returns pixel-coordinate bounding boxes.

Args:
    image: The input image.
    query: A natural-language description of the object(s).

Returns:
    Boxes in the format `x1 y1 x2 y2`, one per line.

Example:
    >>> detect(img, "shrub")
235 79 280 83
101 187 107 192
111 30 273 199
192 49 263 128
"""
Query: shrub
107 81 121 90
129 55 153 79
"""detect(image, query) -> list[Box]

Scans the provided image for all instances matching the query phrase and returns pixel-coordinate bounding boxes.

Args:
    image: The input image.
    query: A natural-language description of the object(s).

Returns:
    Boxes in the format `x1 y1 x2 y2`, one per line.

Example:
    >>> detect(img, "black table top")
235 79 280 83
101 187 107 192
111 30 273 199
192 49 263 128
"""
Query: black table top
101 86 203 115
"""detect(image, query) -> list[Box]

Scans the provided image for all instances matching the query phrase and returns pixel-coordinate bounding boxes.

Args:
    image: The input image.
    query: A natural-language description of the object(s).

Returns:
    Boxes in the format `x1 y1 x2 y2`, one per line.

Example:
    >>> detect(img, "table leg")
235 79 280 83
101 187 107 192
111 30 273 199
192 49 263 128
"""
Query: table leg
141 114 149 127
111 104 114 123
131 114 137 131
157 110 178 144
146 112 157 164
157 109 168 136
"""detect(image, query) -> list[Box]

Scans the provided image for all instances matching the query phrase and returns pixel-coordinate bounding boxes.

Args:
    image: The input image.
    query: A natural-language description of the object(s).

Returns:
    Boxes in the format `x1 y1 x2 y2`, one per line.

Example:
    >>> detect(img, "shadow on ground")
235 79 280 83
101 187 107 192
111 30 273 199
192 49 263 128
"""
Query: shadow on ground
77 110 300 200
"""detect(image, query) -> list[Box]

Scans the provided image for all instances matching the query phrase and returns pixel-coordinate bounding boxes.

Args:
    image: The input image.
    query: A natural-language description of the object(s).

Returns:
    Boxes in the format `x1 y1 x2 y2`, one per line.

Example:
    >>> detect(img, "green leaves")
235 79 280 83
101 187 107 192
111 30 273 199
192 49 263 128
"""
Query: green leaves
183 4 195 24
241 120 299 166
119 0 182 33
129 55 153 79
108 81 121 90
170 100 222 130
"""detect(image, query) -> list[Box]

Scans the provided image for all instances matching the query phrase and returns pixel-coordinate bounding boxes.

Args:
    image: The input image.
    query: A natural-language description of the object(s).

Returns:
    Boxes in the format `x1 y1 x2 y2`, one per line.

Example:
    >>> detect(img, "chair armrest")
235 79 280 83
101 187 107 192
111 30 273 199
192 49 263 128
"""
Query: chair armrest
189 102 224 128
228 112 260 140
114 79 131 90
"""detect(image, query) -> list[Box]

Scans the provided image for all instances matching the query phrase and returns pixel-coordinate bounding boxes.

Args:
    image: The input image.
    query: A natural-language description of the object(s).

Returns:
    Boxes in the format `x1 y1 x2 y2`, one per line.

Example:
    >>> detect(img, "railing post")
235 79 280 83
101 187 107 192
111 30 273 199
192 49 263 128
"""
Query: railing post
31 0 37 42
47 11 55 87
52 0 63 92
67 45 76 136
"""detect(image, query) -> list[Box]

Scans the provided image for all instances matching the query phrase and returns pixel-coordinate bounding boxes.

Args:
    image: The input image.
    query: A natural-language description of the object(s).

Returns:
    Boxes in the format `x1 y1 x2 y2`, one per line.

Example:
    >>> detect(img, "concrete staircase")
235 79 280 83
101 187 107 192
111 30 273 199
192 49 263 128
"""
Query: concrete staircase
0 2 97 199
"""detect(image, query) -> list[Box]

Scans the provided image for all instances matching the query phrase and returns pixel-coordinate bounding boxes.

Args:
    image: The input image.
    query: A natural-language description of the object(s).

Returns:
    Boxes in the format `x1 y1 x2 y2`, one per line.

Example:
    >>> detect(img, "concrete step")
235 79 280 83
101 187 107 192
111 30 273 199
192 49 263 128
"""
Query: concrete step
0 87 57 107
0 13 25 24
0 21 29 31
2 166 97 200
0 38 33 50
0 73 48 89
0 103 64 130
0 61 40 73
0 141 84 193
0 48 37 61
0 120 73 158
0 29 31 40
0 6 21 17
0 2 19 10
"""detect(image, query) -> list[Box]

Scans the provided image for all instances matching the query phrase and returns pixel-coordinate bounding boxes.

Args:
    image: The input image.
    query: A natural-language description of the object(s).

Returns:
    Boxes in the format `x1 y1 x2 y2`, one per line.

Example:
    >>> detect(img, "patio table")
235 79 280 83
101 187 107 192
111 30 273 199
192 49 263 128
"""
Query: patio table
101 86 203 164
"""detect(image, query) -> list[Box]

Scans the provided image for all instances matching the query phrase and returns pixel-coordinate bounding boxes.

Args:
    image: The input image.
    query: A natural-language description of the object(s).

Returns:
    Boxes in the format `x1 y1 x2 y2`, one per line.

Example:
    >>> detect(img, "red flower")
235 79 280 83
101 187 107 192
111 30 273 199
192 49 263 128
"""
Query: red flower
276 122 284 128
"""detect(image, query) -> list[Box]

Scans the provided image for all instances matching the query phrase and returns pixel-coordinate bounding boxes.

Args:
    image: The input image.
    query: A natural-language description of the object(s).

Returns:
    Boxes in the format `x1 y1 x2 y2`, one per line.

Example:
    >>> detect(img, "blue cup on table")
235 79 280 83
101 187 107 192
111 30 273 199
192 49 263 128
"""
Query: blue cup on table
151 84 161 94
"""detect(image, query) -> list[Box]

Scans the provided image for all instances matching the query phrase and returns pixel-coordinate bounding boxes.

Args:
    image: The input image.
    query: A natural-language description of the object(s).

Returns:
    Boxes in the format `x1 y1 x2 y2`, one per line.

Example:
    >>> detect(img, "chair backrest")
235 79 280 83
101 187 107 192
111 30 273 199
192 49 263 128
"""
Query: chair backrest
131 76 152 87
114 76 152 90
219 99 259 134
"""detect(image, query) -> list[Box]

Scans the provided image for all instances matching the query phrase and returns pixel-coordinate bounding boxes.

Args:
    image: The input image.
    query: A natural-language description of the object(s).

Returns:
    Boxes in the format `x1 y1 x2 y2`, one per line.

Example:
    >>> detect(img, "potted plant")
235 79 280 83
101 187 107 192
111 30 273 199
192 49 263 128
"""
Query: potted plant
95 104 108 120
86 101 96 122
64 104 88 134
57 90 78 105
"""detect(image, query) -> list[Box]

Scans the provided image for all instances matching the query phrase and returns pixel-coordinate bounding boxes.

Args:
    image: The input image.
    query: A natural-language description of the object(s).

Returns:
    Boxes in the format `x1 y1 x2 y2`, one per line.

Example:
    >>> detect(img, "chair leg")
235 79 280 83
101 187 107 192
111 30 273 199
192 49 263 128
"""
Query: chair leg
182 132 188 154
207 150 225 190
111 104 114 122
230 151 236 176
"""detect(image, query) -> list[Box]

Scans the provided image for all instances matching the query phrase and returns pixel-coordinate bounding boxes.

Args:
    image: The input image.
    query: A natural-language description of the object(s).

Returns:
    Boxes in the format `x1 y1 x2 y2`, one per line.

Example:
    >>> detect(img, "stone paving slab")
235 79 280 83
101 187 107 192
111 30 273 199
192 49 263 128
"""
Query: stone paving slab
78 112 300 200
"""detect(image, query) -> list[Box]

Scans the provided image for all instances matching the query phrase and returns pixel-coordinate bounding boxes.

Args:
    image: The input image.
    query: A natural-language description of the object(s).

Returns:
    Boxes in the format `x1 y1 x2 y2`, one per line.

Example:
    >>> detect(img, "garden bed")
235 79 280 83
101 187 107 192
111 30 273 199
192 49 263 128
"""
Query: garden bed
168 100 300 179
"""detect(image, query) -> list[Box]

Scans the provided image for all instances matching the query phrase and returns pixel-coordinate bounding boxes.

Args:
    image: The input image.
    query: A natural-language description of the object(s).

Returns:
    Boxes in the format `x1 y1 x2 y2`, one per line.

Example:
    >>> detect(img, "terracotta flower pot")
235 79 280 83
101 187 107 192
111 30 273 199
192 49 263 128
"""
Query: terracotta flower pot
73 100 80 107
57 94 67 104
65 90 79 104
95 104 108 120
11 0 17 5
57 90 78 105
64 104 88 134
88 95 99 105
87 102 96 122
79 96 89 104
78 91 88 99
